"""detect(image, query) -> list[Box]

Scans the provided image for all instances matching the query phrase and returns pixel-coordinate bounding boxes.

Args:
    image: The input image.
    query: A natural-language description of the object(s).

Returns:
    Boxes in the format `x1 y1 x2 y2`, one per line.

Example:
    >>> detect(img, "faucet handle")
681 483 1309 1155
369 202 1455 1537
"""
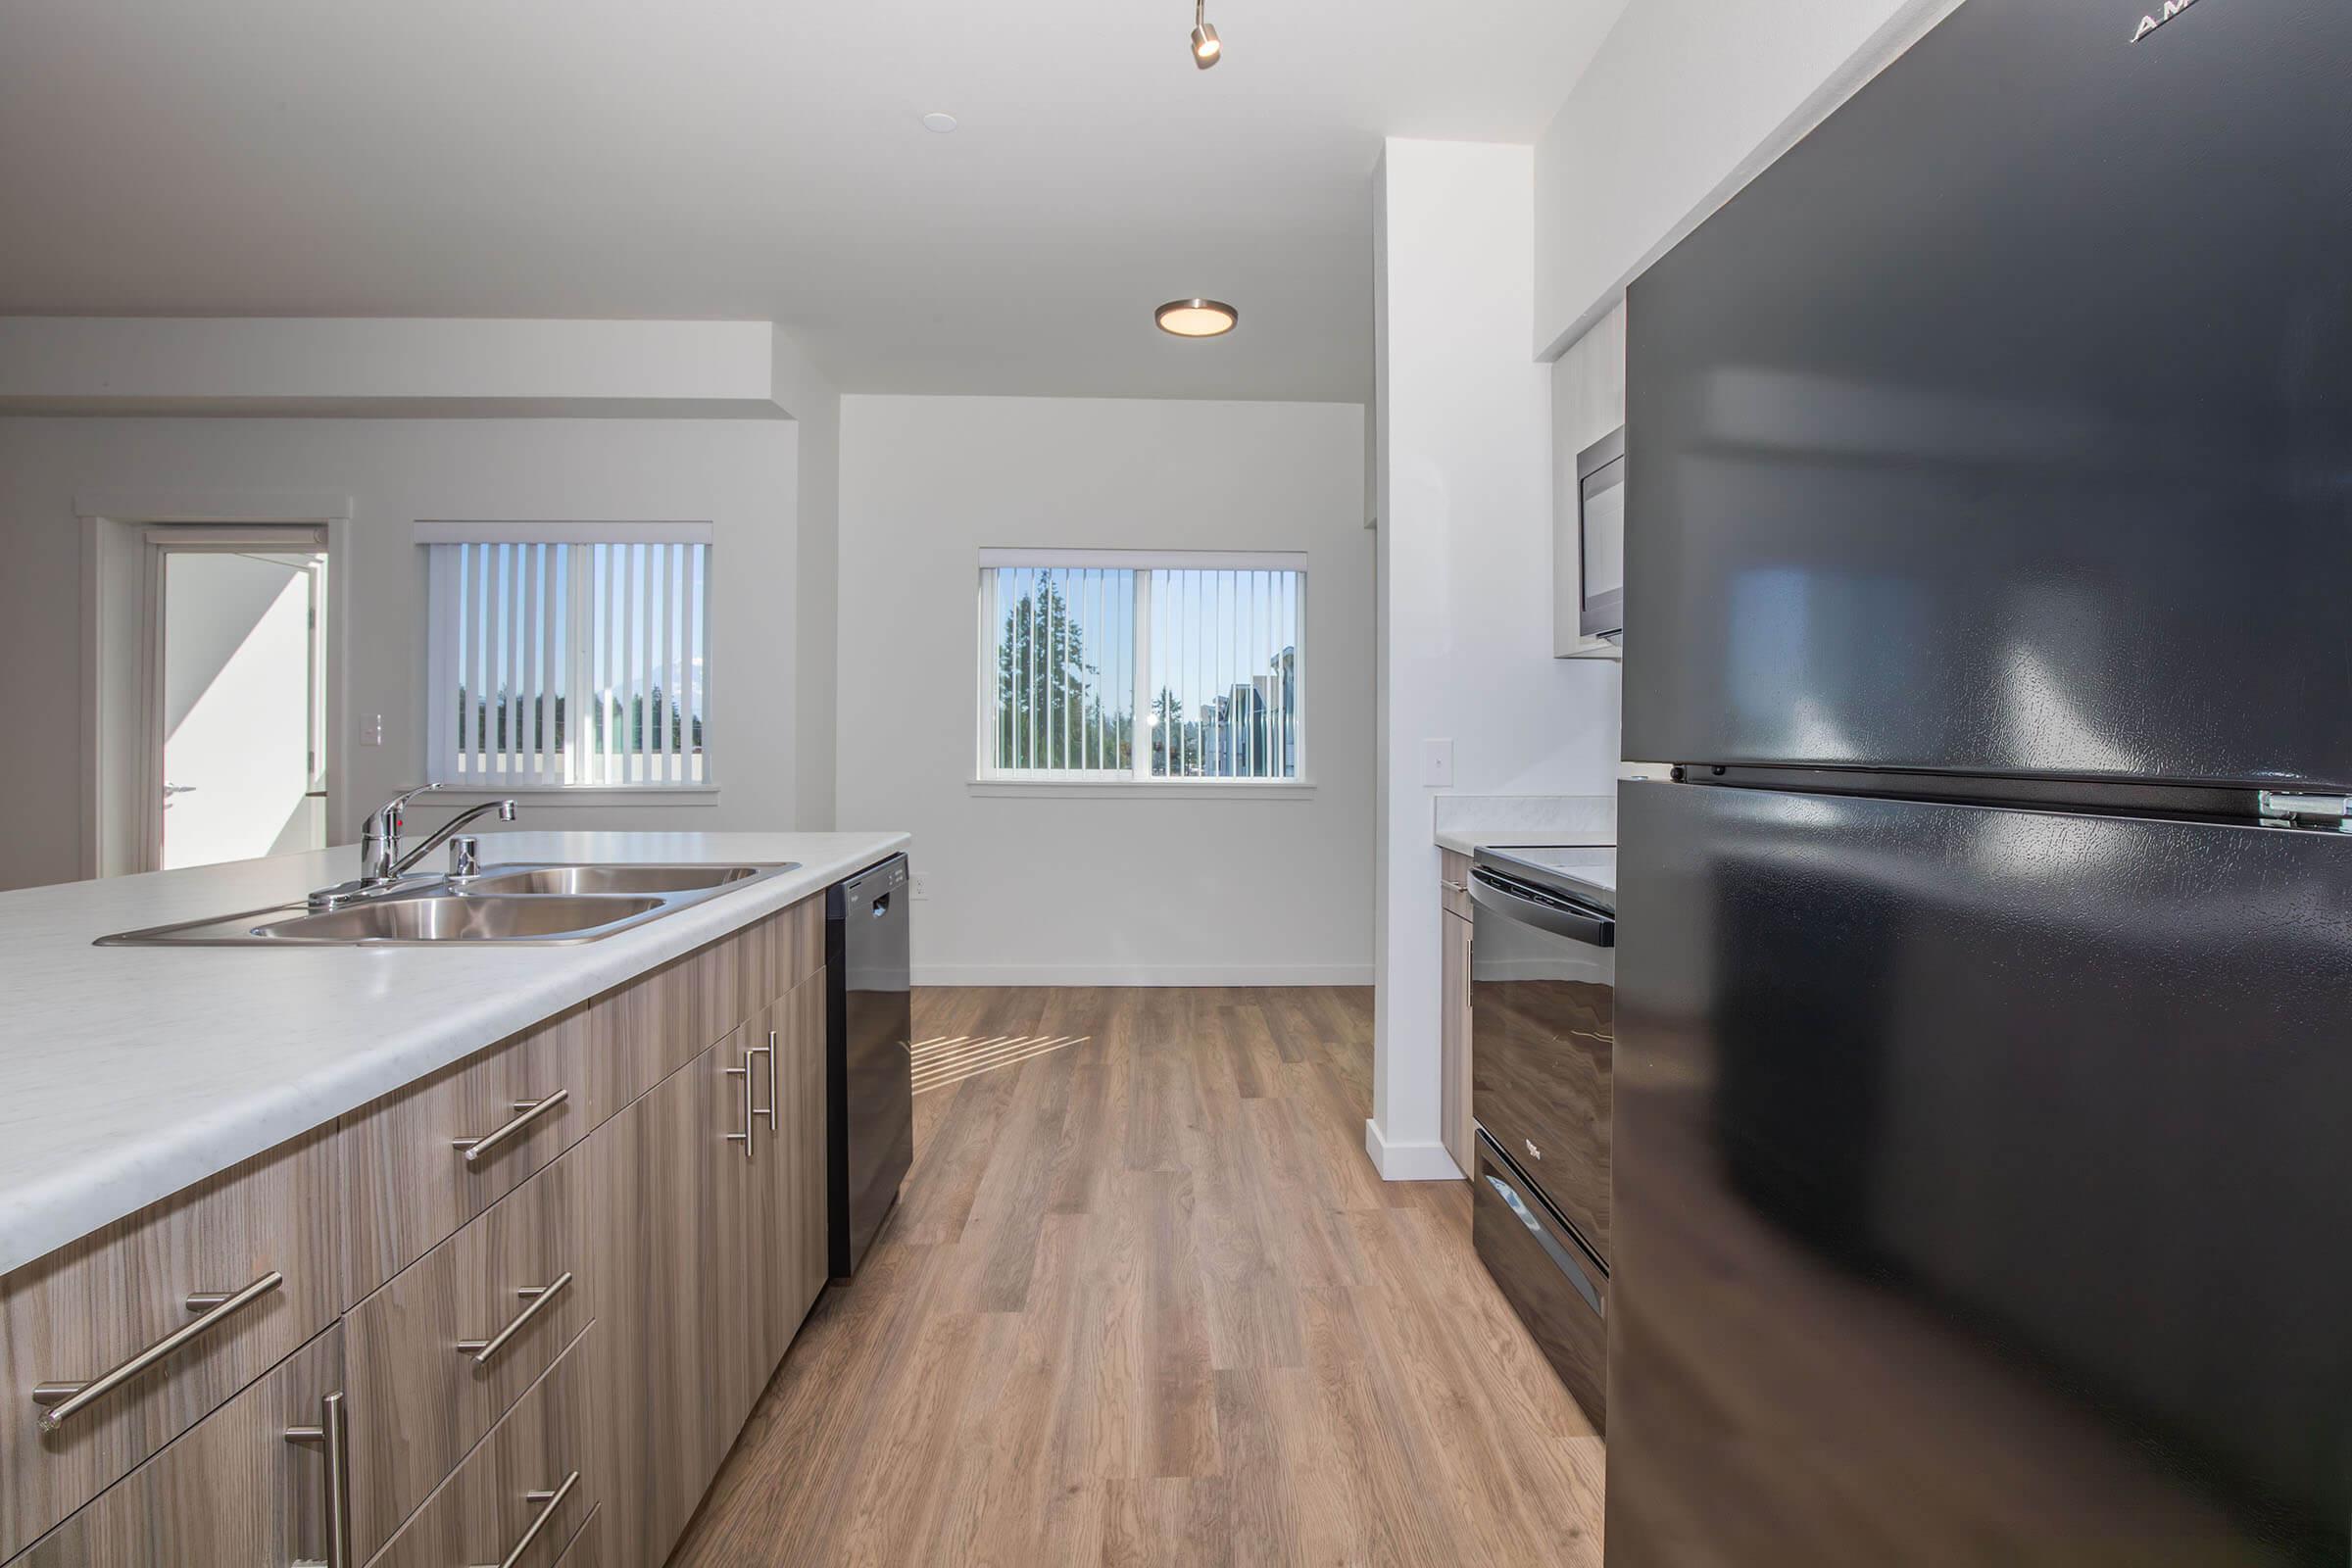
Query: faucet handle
375 783 445 835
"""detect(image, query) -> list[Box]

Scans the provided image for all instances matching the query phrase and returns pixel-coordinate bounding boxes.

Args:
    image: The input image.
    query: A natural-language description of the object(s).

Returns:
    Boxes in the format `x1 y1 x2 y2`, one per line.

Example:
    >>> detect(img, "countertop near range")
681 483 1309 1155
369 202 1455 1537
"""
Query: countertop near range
1433 793 1616 856
0 829 909 1279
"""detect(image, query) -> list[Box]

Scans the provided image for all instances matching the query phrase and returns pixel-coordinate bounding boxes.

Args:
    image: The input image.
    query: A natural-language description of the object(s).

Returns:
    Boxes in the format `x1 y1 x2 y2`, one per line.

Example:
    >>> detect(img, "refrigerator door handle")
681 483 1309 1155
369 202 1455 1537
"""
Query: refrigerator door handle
1469 867 1616 949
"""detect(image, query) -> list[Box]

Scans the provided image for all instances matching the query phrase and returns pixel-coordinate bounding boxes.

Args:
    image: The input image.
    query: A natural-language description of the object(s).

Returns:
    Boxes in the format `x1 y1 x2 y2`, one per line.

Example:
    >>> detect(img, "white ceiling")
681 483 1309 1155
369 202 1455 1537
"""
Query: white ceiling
0 0 1627 402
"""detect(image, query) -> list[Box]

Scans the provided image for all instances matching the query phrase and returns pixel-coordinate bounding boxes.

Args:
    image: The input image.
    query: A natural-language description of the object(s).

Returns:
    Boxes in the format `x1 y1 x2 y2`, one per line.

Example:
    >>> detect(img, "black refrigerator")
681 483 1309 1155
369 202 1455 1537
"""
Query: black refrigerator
1611 1 2352 1562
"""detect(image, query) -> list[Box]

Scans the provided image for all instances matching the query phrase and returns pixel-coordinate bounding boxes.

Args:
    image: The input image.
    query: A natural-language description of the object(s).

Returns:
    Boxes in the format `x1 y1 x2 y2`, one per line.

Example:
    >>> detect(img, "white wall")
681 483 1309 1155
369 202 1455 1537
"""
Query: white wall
0 318 779 415
1534 0 1963 356
772 328 842 832
836 394 1373 986
1372 139 1623 1179
0 416 808 892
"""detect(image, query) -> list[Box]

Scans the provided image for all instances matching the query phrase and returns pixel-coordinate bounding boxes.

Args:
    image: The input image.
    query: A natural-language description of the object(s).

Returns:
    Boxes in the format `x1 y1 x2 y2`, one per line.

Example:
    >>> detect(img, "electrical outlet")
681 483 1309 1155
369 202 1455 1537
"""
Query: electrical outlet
360 713 384 748
1420 739 1454 789
911 872 932 901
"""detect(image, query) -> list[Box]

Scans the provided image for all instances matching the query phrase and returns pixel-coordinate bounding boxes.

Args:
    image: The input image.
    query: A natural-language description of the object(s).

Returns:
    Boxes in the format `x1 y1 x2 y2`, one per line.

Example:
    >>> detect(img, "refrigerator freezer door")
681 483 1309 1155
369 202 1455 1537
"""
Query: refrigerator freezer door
1610 780 2352 1564
1622 0 2352 787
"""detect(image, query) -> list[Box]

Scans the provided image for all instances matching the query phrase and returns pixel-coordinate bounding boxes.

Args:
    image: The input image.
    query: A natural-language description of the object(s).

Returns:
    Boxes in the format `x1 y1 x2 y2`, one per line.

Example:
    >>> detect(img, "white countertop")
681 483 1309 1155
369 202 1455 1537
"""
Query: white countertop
0 830 908 1279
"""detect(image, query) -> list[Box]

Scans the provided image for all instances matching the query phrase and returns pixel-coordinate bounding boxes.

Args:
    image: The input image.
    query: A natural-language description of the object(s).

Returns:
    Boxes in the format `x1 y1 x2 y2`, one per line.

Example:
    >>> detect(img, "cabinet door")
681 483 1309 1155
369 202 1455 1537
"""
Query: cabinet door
0 1125 343 1561
753 971 830 1377
16 1326 346 1568
582 1035 757 1568
1441 909 1475 1177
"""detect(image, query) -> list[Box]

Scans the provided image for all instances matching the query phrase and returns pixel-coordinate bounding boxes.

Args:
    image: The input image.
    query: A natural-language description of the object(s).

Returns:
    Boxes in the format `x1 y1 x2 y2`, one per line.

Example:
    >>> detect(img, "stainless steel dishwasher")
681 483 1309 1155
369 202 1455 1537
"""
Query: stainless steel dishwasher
828 854 912 1277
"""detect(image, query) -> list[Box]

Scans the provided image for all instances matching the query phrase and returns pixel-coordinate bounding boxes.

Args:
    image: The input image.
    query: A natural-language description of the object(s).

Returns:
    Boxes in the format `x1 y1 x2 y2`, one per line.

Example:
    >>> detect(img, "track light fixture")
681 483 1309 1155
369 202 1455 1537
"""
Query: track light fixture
1191 0 1222 68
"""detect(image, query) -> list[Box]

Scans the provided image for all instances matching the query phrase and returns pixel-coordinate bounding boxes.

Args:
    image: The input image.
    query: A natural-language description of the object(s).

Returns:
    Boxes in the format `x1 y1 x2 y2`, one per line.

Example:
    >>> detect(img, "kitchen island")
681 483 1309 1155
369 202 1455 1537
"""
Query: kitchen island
0 829 908 1568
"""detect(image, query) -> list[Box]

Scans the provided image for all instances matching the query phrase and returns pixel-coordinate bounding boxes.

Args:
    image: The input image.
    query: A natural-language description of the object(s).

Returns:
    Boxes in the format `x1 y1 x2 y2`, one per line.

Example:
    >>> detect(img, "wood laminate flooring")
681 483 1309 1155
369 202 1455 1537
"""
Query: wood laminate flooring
668 987 1605 1567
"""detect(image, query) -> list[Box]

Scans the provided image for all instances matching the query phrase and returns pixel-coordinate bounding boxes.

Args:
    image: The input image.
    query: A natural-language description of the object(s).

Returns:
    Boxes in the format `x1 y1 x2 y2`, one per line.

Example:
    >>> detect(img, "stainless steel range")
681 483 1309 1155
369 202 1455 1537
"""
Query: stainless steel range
1467 844 1615 1431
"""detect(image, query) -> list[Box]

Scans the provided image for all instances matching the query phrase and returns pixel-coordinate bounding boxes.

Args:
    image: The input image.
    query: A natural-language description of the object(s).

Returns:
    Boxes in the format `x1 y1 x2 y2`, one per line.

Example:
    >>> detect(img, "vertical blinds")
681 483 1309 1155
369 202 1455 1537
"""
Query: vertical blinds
1146 567 1300 781
425 539 711 788
979 560 1301 782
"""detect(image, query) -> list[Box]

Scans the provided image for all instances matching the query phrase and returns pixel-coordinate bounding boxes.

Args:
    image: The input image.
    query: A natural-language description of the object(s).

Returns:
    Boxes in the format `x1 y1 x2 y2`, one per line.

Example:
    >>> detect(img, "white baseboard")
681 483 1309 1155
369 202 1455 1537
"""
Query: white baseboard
911 962 1374 988
1364 1118 1465 1182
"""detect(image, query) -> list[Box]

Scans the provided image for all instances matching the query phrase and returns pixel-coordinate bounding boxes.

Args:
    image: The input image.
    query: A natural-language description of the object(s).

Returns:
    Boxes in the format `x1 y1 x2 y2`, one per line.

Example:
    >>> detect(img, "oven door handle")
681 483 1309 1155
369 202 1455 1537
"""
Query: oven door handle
1469 868 1616 949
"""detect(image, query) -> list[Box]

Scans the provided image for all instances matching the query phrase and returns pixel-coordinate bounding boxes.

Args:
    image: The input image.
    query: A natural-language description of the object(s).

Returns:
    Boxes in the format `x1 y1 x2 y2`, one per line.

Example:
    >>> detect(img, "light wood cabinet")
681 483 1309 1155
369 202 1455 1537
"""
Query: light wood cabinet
345 1139 591 1560
14 1326 346 1568
583 1032 760 1568
3 887 843 1568
1441 848 1475 921
552 1505 607 1567
369 1324 598 1568
0 1126 344 1561
753 971 830 1372
1442 906 1476 1178
343 1007 593 1297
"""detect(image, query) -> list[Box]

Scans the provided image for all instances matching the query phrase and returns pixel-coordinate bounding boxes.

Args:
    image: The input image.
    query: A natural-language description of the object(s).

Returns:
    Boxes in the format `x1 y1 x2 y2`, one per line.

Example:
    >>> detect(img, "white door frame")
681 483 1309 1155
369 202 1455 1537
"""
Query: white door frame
140 528 331 874
75 491 353 879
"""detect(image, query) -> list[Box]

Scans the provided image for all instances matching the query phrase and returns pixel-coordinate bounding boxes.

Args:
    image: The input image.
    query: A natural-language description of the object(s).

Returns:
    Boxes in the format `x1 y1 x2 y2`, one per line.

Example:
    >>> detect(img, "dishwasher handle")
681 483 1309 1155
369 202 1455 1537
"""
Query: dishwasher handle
1469 867 1615 950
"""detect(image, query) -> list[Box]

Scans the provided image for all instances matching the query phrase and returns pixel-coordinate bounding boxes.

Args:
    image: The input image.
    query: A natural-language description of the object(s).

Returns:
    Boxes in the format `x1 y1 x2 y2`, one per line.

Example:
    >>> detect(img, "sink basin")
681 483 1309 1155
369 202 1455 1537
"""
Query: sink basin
250 894 665 943
94 860 801 947
457 864 768 898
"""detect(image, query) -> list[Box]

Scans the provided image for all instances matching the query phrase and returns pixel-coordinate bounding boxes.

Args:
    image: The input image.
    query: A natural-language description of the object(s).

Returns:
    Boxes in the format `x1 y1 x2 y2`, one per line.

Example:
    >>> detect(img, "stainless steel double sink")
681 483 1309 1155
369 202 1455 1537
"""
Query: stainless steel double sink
95 862 800 947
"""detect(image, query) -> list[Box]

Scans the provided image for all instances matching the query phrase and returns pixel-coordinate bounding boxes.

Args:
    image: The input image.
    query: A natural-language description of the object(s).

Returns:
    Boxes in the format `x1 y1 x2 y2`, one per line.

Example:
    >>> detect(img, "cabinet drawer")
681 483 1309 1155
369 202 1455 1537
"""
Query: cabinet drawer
344 1009 596 1294
0 1129 343 1560
345 1146 590 1561
371 1324 599 1568
766 895 825 1001
1441 850 1474 920
551 1505 604 1568
14 1325 346 1568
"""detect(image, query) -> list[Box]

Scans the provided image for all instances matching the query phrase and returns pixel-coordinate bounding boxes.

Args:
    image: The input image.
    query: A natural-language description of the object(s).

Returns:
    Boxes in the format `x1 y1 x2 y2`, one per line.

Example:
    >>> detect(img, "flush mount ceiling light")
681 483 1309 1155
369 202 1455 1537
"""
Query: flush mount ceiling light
1155 298 1238 338
1191 0 1222 68
919 111 959 134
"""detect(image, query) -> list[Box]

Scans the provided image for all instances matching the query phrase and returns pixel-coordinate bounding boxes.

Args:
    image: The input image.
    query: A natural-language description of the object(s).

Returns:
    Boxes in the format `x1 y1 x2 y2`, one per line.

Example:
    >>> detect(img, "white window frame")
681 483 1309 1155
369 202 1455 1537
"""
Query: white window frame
973 548 1310 795
419 520 719 802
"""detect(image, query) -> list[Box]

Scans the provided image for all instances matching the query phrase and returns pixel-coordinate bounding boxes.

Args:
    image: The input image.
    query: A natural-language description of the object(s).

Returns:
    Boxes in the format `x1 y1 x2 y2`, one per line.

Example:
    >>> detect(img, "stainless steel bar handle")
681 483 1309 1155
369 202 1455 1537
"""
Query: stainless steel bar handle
285 1389 353 1568
752 1031 778 1131
31 1271 283 1432
724 1053 755 1160
1441 879 1468 894
455 1272 575 1365
454 1090 569 1167
469 1469 580 1568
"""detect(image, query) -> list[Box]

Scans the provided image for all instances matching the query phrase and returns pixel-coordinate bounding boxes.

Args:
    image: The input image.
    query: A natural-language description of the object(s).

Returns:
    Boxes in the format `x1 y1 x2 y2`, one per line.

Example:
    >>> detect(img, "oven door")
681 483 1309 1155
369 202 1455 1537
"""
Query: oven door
1474 1130 1609 1431
1469 866 1616 1261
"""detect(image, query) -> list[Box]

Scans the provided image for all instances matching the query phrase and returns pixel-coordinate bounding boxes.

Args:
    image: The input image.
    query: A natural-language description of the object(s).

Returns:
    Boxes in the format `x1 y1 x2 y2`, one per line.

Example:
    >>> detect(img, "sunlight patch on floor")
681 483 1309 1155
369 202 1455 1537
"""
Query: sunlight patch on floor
909 1034 1091 1094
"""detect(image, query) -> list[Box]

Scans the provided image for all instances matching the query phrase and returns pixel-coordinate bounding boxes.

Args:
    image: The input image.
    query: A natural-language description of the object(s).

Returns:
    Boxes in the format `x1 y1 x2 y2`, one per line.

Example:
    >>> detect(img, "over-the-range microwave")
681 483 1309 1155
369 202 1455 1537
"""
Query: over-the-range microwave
1576 427 1625 643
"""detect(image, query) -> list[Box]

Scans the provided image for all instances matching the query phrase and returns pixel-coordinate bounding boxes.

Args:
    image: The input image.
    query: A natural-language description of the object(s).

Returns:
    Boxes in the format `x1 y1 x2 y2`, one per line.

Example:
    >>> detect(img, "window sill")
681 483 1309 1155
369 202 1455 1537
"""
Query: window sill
966 779 1316 801
427 785 720 808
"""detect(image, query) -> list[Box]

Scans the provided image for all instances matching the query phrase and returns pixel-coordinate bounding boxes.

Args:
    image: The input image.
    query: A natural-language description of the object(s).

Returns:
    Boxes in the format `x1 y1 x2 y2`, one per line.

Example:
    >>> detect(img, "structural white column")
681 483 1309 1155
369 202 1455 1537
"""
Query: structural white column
1369 139 1608 1180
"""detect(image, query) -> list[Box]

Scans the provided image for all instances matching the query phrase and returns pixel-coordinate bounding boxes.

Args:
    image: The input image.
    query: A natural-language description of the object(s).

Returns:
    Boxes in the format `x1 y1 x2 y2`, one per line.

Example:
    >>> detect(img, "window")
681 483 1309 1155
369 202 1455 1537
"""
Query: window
977 550 1304 784
423 523 713 790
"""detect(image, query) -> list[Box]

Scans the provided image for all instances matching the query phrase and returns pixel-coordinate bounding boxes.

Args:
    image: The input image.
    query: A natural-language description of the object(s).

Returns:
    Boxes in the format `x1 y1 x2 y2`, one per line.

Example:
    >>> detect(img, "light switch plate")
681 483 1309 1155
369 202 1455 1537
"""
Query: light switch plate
1420 739 1454 789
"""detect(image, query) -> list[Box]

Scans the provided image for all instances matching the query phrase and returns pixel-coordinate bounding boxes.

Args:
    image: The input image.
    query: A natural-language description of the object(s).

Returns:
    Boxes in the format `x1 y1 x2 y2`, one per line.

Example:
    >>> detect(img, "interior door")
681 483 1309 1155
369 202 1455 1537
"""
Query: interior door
154 535 328 870
1611 778 2352 1564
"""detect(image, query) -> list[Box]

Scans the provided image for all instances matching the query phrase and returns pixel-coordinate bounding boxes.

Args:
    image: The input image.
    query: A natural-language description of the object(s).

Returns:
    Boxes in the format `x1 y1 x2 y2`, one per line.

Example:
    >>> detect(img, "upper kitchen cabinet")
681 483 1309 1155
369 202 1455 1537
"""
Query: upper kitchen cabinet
1552 303 1628 662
